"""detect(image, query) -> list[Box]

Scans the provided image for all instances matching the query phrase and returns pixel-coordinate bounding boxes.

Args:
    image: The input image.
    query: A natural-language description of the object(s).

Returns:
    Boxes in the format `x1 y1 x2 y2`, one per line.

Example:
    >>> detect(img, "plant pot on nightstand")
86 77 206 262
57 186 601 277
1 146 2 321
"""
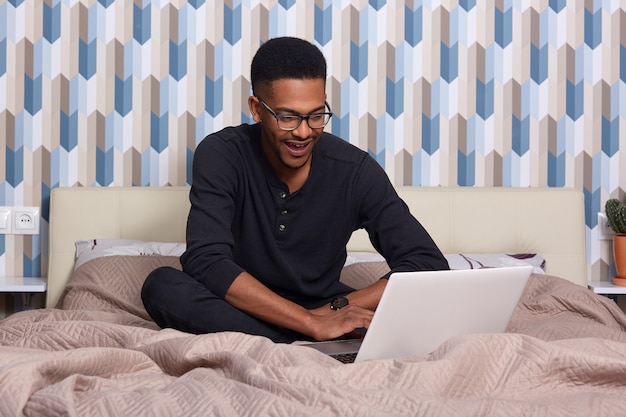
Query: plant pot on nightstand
613 234 626 286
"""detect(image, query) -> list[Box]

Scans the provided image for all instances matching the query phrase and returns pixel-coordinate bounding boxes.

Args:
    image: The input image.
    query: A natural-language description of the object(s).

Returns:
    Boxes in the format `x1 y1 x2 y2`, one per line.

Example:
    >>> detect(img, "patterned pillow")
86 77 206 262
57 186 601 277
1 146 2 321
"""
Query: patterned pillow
340 252 545 290
74 238 185 270
444 253 545 274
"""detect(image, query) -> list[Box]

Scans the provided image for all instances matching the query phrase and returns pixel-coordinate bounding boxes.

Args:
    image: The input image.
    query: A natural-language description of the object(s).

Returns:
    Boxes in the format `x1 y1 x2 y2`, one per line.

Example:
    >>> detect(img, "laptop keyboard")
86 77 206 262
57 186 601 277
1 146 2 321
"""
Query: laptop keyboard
330 352 358 364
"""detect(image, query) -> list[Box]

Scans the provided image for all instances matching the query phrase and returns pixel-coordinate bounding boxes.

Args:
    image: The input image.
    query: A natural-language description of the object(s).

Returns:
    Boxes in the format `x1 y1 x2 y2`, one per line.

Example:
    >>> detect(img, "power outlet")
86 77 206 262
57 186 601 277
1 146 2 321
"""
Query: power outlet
598 212 616 240
12 207 40 235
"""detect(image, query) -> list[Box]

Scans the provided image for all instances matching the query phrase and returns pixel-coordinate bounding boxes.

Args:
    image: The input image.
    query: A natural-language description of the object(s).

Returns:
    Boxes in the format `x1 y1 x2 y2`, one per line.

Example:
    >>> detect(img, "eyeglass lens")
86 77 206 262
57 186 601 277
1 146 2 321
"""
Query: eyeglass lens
277 113 331 130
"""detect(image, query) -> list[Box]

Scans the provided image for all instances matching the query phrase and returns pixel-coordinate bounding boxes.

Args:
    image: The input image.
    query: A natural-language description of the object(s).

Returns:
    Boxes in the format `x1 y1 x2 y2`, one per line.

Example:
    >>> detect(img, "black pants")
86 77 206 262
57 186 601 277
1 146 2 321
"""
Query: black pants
141 267 307 343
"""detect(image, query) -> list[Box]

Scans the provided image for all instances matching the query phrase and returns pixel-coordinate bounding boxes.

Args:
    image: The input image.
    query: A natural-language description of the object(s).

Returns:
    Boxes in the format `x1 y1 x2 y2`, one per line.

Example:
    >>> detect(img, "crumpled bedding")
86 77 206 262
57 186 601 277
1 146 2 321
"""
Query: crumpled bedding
1 256 626 417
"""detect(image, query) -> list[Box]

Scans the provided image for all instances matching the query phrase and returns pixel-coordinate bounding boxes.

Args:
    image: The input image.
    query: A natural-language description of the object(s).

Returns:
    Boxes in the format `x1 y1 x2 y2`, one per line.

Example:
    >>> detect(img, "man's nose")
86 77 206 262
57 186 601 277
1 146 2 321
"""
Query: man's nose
291 118 314 138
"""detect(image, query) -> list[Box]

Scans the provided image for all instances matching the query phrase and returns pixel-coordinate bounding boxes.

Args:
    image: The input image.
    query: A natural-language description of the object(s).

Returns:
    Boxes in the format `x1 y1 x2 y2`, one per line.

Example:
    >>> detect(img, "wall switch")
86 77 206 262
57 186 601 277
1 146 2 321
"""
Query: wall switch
12 207 40 235
0 207 11 234
598 212 616 240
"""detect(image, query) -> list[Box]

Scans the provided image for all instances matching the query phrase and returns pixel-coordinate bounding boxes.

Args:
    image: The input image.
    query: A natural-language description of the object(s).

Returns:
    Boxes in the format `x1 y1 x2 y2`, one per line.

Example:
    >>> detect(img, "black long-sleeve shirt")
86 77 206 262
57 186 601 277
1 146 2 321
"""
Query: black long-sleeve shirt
181 123 448 308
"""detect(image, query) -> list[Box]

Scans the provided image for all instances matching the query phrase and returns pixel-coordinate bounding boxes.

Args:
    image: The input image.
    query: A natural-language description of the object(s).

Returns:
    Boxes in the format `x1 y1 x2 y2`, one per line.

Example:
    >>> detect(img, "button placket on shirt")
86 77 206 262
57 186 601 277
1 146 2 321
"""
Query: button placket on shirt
277 191 289 234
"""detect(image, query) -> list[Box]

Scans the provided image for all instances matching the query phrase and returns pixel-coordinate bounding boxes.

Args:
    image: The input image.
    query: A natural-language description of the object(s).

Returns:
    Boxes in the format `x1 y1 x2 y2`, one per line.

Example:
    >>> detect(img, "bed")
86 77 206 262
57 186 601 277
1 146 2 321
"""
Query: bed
2 186 626 416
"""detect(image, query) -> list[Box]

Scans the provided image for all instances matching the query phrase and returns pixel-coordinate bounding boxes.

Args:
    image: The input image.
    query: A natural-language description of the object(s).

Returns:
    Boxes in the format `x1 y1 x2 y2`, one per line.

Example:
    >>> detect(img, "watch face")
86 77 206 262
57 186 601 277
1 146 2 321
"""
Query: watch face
330 297 349 310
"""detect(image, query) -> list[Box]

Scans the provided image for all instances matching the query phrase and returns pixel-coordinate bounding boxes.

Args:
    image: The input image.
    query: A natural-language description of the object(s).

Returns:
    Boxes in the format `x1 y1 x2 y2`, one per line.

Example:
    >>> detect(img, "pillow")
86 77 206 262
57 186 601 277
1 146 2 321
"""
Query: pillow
340 252 546 290
340 260 391 290
345 252 545 273
444 253 546 274
75 238 186 270
60 255 182 324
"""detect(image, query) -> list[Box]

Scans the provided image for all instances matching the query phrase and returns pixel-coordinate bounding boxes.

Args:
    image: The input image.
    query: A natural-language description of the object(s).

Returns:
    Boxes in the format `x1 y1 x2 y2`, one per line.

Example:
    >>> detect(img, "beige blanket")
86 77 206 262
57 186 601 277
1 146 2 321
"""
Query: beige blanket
1 256 626 416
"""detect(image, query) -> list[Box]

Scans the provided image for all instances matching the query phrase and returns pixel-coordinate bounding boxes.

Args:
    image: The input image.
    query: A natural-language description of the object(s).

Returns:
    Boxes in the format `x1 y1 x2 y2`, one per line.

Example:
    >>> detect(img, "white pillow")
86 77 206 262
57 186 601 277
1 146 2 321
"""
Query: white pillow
74 238 186 270
345 252 546 275
444 253 545 274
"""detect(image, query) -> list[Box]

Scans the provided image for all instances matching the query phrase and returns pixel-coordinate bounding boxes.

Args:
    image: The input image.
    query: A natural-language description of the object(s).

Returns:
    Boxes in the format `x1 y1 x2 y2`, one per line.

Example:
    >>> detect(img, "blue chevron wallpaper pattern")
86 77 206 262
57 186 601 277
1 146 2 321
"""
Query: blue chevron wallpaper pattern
1 0 625 284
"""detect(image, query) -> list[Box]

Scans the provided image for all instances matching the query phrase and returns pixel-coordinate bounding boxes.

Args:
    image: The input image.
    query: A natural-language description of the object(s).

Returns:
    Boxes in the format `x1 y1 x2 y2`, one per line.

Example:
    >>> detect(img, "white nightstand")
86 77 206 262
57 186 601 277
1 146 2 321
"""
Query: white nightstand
0 277 47 315
588 280 626 295
588 281 626 314
0 276 47 293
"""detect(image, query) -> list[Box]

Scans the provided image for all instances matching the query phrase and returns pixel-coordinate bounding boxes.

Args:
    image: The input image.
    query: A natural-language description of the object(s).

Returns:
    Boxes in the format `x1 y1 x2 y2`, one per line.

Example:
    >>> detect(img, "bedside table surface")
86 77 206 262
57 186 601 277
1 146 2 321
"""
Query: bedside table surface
0 277 47 293
588 280 626 295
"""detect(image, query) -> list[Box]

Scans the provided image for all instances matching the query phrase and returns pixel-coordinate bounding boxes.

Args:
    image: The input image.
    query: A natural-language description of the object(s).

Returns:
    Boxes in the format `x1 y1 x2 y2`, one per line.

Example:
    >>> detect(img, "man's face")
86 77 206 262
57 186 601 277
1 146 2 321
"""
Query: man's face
250 78 327 176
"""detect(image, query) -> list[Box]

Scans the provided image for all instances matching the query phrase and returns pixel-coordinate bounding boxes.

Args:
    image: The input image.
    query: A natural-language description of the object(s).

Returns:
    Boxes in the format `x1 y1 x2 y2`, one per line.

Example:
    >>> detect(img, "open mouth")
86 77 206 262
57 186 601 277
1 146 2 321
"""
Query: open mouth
284 141 311 156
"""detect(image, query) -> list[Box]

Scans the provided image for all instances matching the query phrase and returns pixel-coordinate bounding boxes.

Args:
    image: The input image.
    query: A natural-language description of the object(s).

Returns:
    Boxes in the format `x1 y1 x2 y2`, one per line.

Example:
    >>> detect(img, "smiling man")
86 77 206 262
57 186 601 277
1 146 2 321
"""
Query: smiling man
141 37 448 343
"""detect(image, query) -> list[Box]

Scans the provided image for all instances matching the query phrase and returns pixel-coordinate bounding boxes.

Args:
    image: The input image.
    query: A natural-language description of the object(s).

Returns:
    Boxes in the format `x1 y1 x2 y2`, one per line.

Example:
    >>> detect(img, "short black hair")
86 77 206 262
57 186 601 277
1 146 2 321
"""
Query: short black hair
251 37 327 98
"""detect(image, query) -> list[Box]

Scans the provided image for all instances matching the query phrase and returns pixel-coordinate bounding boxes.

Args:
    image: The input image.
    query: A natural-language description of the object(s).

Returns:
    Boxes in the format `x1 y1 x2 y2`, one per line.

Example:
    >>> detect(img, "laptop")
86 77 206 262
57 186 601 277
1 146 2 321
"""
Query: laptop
302 265 533 363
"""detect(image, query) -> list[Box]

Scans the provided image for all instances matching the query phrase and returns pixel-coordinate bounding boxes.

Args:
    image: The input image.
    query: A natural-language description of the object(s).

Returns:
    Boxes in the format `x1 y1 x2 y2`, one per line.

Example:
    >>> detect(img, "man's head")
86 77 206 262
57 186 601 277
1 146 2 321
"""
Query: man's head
248 38 330 187
251 37 327 99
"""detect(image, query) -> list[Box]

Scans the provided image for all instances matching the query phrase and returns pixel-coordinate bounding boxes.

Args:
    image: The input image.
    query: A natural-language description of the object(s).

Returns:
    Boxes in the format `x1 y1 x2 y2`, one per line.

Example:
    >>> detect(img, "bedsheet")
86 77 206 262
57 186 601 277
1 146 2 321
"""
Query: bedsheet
1 256 626 416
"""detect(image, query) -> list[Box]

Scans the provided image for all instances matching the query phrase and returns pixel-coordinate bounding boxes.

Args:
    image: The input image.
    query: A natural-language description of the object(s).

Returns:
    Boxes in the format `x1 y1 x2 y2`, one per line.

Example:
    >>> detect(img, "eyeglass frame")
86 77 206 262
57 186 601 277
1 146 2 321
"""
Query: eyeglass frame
256 98 333 131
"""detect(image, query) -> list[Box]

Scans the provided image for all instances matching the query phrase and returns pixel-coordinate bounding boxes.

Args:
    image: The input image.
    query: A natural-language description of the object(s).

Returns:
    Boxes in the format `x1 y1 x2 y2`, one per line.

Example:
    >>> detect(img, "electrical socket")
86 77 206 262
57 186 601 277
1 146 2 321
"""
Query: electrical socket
12 207 40 235
598 212 616 240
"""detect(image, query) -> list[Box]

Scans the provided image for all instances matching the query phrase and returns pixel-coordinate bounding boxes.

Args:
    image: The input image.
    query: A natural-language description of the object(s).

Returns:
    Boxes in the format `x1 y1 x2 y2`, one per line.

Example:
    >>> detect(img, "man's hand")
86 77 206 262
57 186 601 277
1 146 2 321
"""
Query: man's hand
302 278 388 341
305 303 374 341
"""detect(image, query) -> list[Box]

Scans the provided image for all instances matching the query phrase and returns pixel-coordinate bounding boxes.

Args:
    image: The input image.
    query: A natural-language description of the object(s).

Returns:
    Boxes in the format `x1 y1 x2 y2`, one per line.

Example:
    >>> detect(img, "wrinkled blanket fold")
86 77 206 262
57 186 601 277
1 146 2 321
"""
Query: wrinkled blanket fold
1 258 626 416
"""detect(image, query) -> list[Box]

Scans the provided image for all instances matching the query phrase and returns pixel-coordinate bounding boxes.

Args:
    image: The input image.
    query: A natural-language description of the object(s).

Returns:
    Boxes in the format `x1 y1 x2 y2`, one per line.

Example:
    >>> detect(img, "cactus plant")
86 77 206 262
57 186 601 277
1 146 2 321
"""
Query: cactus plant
605 198 626 234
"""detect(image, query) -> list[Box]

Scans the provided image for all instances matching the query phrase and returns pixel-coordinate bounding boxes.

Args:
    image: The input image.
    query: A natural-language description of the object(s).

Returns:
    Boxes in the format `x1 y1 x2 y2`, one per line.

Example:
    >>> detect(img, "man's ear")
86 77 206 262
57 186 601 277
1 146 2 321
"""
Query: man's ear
248 96 262 123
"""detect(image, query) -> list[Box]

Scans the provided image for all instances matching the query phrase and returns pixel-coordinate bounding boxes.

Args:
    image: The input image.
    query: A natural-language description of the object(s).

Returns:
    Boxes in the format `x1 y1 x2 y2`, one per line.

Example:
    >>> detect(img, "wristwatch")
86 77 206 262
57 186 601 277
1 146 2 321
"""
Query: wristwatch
330 296 349 311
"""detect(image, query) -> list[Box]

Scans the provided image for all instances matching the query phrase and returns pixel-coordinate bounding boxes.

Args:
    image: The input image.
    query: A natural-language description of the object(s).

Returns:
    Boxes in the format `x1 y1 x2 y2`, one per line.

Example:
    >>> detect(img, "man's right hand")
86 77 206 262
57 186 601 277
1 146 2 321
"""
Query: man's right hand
305 302 374 341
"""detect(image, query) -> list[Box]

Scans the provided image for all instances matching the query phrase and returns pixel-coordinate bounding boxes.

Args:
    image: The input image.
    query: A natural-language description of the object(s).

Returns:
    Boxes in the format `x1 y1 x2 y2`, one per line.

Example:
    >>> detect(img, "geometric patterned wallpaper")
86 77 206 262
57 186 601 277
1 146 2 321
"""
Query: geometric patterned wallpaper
1 0 625 283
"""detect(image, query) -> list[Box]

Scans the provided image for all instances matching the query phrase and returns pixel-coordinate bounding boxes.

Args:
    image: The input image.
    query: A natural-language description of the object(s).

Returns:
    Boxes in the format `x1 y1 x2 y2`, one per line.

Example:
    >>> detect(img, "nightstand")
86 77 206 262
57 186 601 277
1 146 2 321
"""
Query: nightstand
0 276 47 293
588 280 626 313
588 280 626 295
0 277 47 315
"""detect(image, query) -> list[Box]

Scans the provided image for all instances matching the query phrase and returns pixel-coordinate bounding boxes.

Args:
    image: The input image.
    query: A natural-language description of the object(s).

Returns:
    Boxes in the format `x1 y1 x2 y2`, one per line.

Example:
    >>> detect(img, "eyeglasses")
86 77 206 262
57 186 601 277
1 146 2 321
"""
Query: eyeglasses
257 98 333 131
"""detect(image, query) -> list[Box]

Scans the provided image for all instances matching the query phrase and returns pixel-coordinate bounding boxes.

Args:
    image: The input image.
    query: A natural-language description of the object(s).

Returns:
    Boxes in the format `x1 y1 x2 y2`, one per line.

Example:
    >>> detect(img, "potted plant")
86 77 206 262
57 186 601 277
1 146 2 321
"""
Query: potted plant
605 198 626 285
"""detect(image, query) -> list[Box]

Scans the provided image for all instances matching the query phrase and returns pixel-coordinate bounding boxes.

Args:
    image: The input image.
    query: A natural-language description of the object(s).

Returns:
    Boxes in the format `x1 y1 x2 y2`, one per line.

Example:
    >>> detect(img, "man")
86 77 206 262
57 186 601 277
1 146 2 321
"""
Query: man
141 37 448 343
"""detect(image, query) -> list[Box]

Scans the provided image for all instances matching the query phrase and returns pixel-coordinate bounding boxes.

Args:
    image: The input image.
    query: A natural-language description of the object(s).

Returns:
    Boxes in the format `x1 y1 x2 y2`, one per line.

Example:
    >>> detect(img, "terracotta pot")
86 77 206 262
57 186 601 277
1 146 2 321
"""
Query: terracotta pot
613 234 626 286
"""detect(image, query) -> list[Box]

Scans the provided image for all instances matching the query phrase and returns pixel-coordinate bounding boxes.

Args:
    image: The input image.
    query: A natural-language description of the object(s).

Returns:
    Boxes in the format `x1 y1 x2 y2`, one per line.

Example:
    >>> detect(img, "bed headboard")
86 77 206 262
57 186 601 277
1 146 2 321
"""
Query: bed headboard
47 186 587 307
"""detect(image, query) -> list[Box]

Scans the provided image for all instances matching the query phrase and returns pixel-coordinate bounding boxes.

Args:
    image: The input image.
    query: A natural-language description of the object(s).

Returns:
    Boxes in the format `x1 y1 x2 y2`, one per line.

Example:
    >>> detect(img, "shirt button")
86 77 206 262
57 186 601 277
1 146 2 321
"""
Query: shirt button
281 210 288 215
279 191 287 199
278 224 286 232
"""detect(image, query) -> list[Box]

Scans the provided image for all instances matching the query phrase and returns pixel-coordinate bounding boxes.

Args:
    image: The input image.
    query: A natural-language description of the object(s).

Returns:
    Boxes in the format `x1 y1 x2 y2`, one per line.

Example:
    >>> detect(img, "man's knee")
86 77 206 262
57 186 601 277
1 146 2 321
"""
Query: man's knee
141 266 179 301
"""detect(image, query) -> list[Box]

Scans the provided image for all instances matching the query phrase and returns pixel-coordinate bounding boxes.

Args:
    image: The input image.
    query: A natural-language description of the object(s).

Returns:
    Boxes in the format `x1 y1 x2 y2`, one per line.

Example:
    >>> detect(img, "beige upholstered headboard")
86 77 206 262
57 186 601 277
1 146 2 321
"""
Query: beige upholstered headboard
47 186 587 307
